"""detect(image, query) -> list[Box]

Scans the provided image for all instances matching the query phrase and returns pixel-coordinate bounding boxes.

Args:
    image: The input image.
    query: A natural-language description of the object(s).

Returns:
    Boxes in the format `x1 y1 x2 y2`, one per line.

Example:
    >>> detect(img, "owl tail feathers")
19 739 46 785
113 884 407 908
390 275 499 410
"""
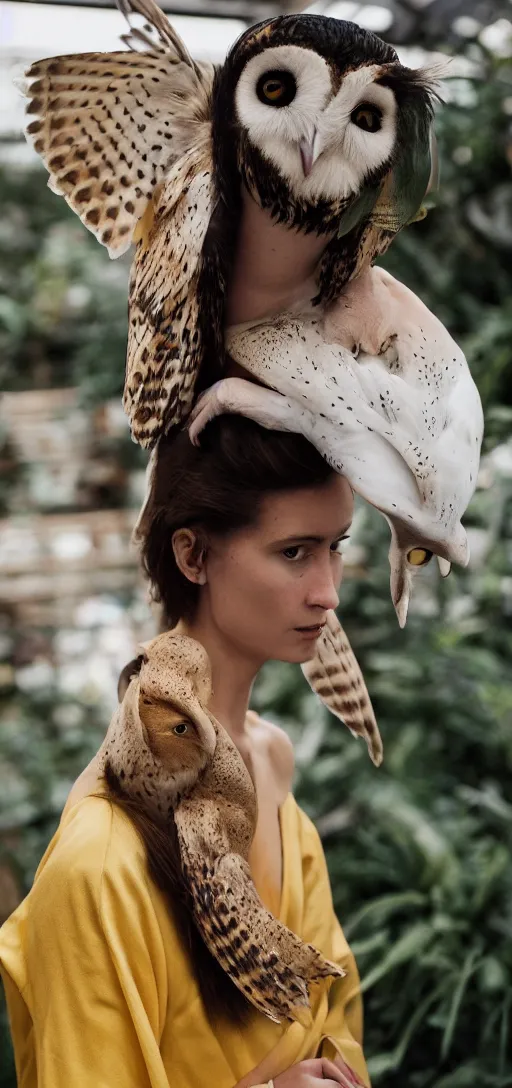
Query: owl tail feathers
301 611 383 767
174 830 343 1024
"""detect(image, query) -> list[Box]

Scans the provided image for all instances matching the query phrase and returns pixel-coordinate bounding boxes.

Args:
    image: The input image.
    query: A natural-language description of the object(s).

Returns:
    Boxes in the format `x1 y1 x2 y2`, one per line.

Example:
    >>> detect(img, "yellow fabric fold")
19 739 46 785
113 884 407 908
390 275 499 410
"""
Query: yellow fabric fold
0 791 369 1087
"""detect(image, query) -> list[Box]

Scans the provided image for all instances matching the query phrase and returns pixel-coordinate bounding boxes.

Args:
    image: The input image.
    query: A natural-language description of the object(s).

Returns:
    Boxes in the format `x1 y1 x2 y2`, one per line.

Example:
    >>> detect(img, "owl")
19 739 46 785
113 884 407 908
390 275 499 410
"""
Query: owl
22 0 438 448
189 265 484 625
99 631 344 1024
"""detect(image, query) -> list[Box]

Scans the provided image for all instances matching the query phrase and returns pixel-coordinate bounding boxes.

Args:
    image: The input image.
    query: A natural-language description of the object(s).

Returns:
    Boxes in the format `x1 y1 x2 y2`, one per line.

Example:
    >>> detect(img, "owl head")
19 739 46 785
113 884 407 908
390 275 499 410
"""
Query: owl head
100 633 217 822
215 15 438 239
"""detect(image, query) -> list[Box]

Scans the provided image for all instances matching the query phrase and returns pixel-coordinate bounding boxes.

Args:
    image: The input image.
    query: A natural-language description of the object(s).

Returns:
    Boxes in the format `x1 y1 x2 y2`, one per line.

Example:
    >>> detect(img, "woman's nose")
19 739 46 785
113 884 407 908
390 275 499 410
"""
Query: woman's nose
305 560 340 612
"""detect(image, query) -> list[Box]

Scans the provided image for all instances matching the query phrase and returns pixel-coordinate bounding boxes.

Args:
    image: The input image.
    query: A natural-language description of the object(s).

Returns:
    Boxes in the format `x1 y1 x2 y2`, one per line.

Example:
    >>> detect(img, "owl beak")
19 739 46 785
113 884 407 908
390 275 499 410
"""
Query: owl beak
390 558 412 629
299 130 319 177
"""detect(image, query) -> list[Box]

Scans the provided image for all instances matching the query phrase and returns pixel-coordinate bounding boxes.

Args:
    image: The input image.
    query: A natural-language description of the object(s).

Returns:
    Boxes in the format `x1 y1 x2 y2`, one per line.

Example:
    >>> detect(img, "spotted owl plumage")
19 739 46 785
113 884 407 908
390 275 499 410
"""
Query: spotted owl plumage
190 265 483 625
22 0 438 448
98 631 344 1024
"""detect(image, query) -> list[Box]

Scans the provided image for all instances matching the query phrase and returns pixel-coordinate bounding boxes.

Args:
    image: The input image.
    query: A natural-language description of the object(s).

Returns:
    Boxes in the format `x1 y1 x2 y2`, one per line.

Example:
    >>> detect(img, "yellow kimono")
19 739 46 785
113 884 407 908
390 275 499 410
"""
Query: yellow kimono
0 790 369 1088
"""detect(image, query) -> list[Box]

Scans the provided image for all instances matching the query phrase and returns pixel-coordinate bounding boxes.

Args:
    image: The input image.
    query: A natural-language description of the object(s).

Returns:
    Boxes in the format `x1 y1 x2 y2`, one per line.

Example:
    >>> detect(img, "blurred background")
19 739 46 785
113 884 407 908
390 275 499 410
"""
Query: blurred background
0 0 511 1084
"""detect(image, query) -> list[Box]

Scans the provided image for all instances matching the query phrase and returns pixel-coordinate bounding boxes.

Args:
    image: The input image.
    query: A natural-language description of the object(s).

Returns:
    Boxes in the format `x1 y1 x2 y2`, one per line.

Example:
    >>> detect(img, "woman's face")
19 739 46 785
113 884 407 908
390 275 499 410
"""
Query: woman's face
200 473 353 665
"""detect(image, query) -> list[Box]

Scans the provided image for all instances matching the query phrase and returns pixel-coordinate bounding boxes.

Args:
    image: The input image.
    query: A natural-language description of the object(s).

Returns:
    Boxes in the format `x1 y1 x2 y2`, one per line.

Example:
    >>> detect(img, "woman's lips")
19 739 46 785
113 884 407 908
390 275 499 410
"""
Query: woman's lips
295 623 325 637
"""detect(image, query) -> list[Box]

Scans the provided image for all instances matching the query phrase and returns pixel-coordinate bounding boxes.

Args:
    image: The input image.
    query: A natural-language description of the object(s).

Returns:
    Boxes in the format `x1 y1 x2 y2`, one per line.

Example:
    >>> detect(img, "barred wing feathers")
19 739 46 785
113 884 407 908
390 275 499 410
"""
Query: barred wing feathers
302 611 383 766
22 0 217 444
126 147 215 445
23 46 214 259
174 798 343 1025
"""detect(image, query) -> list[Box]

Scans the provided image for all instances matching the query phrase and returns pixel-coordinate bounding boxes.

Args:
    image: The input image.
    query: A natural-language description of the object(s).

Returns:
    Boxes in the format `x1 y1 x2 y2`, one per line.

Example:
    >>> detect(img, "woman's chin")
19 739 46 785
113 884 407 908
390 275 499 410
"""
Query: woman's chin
296 645 320 664
273 636 321 665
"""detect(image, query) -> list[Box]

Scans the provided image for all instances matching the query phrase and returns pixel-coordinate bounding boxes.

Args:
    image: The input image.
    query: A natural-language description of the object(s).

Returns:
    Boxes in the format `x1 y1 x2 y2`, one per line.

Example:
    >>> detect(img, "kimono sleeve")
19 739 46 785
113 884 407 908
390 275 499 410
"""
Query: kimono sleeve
24 805 171 1088
300 816 370 1087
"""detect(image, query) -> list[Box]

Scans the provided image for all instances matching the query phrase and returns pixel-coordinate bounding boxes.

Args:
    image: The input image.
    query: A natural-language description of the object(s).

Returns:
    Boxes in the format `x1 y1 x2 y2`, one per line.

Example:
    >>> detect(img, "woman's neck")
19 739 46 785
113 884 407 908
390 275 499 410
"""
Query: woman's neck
174 615 259 747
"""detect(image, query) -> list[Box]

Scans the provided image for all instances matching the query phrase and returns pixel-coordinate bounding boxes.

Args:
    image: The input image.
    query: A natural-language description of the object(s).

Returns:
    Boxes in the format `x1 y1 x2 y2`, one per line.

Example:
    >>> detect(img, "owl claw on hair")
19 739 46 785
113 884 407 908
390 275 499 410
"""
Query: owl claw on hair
188 378 297 446
188 381 226 445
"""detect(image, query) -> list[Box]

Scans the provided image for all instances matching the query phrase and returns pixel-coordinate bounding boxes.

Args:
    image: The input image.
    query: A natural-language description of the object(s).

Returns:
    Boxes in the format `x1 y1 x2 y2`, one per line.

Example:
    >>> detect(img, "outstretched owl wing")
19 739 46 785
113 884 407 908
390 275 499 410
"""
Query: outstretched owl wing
22 0 218 445
23 0 214 258
174 797 343 1025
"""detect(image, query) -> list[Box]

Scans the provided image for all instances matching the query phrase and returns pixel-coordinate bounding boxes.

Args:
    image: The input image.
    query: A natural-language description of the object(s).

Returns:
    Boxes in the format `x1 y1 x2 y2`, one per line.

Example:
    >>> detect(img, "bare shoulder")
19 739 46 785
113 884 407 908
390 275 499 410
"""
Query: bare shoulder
247 710 295 794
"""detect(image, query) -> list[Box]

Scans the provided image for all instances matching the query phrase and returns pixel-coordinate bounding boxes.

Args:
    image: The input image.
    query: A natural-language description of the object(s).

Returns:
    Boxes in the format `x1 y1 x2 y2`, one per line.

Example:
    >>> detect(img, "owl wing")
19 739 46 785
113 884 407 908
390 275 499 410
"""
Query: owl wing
23 0 214 258
23 0 218 444
174 798 343 1025
302 611 382 767
125 146 216 444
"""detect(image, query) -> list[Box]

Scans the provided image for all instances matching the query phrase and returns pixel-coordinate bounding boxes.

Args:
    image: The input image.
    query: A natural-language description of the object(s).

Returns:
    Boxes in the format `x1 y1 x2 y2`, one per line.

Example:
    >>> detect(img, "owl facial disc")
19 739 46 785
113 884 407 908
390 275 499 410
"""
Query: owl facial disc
235 48 398 204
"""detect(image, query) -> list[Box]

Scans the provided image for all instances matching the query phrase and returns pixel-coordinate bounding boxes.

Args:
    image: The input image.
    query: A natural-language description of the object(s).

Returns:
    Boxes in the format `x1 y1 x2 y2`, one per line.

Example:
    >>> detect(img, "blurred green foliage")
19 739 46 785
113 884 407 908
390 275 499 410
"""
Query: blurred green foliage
0 163 130 403
1 32 512 1088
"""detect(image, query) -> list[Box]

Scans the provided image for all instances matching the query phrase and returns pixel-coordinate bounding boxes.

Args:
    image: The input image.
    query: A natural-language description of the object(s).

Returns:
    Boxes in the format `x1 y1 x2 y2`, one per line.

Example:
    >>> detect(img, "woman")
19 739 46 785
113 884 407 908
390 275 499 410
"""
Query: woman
0 416 369 1088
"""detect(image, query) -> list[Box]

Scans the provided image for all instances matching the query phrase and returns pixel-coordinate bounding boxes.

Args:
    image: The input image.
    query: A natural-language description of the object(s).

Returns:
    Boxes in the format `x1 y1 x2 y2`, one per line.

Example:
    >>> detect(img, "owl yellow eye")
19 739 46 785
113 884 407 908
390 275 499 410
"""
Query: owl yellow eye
351 103 382 132
173 722 189 735
256 70 297 108
407 547 433 567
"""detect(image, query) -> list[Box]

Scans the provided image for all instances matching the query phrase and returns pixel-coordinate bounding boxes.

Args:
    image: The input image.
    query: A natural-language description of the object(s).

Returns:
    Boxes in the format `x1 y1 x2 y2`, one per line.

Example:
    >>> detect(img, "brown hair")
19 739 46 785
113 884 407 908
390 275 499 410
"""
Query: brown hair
108 417 334 1026
141 415 334 627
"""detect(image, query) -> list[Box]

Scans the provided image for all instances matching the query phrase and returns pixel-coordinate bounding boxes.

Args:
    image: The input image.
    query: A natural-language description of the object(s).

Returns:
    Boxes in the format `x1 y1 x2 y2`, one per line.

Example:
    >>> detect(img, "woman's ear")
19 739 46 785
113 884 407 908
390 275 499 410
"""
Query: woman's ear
172 528 207 586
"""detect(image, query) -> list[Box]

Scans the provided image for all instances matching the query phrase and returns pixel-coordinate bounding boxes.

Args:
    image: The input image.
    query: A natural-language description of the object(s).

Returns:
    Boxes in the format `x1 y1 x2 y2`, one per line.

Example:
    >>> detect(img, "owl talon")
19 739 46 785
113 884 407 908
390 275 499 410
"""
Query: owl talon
188 381 226 445
189 377 297 445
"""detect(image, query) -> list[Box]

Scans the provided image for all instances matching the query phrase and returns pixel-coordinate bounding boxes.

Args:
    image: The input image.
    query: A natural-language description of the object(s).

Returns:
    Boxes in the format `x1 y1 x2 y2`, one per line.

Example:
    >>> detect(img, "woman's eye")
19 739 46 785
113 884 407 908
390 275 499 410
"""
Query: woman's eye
256 70 297 108
172 722 189 735
282 544 305 561
331 535 350 554
350 104 382 132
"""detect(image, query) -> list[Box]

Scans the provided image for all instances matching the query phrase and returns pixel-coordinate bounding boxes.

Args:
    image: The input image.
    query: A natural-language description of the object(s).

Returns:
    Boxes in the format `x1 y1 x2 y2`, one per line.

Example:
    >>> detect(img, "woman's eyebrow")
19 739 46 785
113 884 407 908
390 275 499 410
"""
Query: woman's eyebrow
272 524 352 546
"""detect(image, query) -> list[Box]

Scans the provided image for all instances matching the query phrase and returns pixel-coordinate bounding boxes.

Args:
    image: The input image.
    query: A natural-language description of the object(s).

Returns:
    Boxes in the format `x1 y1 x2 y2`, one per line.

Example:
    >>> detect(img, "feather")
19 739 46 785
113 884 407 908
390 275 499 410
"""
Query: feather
174 722 343 1026
124 144 215 445
116 0 197 70
22 32 214 258
301 611 383 766
21 0 217 443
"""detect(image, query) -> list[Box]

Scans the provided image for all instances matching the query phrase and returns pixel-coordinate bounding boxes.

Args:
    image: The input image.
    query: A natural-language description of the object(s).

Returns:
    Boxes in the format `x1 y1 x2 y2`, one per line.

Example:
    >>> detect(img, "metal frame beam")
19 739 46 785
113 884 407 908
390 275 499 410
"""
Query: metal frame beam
8 0 289 18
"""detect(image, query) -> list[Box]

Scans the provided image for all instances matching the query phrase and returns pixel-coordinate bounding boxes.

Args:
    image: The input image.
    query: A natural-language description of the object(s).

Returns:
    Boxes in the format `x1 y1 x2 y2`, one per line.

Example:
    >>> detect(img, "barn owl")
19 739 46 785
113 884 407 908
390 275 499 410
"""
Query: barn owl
189 266 484 626
22 0 438 448
98 631 344 1024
